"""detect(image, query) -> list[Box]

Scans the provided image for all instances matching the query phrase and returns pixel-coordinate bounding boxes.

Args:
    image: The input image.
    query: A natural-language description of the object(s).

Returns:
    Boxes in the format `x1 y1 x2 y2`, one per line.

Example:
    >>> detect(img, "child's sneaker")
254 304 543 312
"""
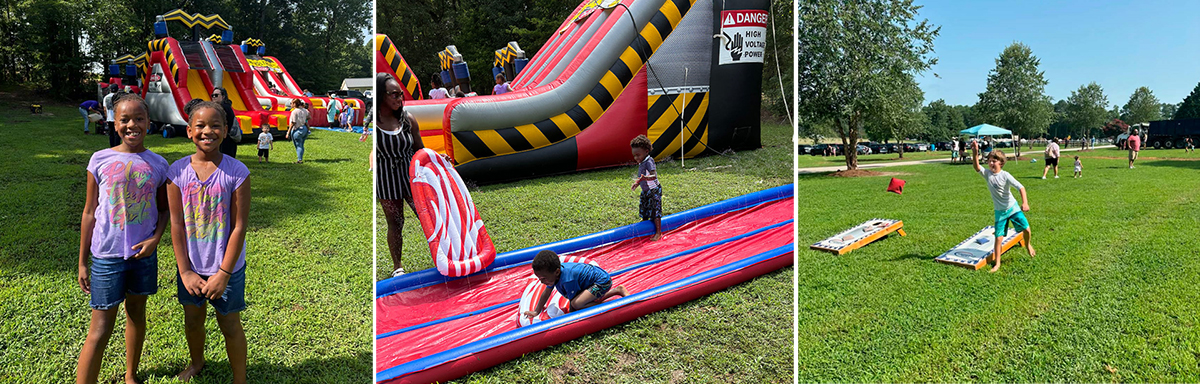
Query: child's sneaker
391 267 406 277
1054 175 1059 179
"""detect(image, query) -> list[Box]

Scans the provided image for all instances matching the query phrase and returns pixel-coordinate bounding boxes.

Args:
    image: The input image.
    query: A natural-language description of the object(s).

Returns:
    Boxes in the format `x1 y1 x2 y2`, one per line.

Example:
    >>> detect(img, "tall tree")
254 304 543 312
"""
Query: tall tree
797 0 938 170
974 42 1053 159
864 76 925 158
1175 82 1200 120
1064 82 1109 143
922 99 964 142
1120 86 1161 124
1162 102 1180 120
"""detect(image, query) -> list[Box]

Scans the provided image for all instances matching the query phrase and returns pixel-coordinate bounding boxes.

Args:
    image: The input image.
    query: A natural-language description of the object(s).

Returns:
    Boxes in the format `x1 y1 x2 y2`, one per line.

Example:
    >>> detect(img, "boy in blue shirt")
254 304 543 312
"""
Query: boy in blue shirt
523 250 629 319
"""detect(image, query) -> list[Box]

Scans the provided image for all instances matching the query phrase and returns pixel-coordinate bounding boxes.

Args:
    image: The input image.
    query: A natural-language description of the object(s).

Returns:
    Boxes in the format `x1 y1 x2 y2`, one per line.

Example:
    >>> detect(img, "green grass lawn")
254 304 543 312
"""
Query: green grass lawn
0 100 372 383
796 147 1200 382
376 123 795 383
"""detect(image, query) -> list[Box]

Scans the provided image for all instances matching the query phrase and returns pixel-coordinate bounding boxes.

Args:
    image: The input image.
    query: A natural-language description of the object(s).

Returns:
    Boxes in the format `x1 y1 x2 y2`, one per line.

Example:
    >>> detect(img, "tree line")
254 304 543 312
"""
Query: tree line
377 0 793 121
798 0 1199 169
2 0 370 100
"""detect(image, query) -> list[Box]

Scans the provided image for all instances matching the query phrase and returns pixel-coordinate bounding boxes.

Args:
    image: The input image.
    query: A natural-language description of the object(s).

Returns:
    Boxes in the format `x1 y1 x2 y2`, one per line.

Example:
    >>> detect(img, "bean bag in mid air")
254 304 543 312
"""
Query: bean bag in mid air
409 148 496 276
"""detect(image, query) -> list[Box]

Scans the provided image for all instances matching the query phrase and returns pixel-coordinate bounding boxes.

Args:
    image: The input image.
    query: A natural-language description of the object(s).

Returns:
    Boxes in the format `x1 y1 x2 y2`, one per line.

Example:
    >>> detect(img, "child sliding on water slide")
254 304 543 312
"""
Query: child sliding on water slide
523 251 630 319
971 141 1036 273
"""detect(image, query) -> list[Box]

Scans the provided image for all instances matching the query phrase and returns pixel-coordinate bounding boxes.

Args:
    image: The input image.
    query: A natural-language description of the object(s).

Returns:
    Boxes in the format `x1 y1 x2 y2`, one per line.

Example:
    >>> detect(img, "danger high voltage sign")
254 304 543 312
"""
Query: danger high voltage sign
719 10 768 65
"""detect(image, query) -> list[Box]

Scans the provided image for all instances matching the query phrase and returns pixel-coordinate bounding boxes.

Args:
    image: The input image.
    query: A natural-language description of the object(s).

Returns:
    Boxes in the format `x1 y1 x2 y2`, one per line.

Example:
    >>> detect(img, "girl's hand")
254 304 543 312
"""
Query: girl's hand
202 271 231 300
180 271 206 297
522 310 538 319
78 264 90 294
130 238 159 259
439 154 454 164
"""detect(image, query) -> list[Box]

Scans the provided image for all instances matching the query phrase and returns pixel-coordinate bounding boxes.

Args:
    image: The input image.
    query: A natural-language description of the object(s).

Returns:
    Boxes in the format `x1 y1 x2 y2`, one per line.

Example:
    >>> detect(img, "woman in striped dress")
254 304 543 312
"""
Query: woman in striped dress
376 73 423 277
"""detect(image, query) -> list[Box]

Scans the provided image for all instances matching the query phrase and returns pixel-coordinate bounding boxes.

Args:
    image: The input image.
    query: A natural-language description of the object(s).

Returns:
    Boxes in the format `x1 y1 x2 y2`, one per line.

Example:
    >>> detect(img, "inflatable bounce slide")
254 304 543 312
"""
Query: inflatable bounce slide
374 184 794 383
139 10 364 137
239 38 365 127
375 0 769 183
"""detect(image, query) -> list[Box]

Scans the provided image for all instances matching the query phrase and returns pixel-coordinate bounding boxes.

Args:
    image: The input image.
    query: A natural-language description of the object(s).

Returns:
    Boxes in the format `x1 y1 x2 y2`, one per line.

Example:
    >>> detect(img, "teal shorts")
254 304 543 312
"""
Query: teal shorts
994 208 1030 238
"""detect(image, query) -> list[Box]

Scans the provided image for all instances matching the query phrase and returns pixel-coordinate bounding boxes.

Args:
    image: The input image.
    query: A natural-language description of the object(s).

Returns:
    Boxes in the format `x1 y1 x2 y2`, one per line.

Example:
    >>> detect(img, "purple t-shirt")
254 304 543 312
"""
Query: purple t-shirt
493 83 510 95
168 155 249 275
87 149 170 259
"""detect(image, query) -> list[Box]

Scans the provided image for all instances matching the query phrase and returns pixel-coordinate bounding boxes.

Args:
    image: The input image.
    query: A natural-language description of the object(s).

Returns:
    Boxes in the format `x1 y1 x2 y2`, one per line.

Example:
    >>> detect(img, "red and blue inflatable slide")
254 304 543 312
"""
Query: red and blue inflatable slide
375 184 795 383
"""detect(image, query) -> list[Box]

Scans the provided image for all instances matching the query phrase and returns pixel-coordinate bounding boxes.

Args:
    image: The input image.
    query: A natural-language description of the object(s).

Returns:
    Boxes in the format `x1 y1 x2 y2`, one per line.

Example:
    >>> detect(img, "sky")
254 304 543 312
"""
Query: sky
913 0 1200 108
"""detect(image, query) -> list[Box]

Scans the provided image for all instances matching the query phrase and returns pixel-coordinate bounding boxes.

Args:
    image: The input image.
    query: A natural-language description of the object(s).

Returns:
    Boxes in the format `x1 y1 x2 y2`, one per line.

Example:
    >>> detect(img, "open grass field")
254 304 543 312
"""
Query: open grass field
796 147 1200 382
376 123 795 383
0 100 372 383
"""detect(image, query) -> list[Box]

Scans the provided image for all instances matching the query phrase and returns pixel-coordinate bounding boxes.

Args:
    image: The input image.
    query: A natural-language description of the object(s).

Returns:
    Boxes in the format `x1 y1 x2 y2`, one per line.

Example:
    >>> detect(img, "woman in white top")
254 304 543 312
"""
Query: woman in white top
285 99 311 163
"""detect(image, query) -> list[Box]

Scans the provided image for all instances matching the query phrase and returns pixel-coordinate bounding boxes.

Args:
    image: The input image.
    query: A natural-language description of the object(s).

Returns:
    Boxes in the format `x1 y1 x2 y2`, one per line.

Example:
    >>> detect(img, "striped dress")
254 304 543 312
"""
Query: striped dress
376 115 417 200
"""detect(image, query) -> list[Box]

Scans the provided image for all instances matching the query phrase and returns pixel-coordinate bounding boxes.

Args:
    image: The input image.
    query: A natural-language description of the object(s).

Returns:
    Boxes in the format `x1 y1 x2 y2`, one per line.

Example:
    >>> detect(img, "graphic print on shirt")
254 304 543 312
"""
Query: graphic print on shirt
183 181 227 242
101 160 156 230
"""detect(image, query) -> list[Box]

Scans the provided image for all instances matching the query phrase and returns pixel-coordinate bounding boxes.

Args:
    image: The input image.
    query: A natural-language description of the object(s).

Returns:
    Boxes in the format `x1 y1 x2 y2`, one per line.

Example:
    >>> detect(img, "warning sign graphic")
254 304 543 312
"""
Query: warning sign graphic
719 10 768 65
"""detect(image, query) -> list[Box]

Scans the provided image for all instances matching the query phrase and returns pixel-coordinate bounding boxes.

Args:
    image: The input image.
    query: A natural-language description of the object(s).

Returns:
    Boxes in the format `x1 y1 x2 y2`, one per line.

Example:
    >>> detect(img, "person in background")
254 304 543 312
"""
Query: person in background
285 99 310 164
493 73 511 95
209 87 240 158
103 84 119 147
79 99 101 134
428 74 449 100
326 94 341 128
1128 128 1142 169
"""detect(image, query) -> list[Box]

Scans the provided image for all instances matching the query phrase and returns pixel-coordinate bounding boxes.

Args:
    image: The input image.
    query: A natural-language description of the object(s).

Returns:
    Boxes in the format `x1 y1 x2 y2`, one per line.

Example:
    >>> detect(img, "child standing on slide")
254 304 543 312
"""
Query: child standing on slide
630 135 663 241
523 250 629 319
166 101 250 383
75 94 170 384
971 141 1036 273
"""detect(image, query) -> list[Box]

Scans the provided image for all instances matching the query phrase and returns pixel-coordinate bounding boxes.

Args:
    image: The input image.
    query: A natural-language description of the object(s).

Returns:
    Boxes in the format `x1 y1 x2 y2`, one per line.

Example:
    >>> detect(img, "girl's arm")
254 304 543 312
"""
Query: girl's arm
524 286 554 318
131 184 170 259
168 182 205 296
202 178 250 300
78 172 100 293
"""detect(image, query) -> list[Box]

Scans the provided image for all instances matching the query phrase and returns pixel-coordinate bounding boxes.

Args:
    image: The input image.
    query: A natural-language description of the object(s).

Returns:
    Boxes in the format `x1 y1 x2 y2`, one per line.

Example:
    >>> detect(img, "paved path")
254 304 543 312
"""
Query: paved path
796 145 1115 174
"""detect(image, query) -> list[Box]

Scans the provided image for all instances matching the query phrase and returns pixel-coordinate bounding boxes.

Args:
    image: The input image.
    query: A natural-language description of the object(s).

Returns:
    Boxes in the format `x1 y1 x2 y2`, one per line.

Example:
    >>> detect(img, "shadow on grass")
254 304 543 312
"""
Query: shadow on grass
1139 159 1200 170
140 351 371 383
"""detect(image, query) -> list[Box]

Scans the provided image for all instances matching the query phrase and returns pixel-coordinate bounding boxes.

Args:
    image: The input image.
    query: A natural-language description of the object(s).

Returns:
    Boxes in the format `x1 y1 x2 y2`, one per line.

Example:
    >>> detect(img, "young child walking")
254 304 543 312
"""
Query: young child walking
256 125 273 163
75 94 170 384
630 135 663 241
971 142 1036 273
1073 156 1082 178
166 101 250 383
523 250 630 319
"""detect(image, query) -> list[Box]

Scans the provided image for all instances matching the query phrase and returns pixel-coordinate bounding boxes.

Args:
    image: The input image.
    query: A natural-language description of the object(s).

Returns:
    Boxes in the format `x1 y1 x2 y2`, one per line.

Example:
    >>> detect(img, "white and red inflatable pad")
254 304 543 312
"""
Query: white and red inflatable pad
515 256 600 327
409 148 497 277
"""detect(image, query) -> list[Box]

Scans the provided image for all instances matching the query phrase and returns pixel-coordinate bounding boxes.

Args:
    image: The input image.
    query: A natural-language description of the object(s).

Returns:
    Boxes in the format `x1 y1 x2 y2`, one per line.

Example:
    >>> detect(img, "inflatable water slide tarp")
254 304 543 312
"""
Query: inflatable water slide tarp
239 38 365 127
375 184 794 383
375 0 770 183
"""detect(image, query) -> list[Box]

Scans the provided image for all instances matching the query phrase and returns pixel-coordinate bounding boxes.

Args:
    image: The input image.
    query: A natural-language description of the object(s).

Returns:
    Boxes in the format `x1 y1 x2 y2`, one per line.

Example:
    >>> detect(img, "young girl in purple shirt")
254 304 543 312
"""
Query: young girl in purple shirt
75 94 169 384
167 101 251 383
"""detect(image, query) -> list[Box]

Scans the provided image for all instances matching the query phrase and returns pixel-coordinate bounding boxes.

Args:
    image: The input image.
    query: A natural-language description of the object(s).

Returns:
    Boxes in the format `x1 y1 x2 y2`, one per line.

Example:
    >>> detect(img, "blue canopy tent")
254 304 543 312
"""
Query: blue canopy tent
960 124 1012 137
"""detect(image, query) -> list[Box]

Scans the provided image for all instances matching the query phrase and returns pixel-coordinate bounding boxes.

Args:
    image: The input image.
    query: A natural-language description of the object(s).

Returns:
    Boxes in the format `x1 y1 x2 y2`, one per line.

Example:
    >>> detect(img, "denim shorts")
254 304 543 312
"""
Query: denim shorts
176 266 246 316
89 253 159 310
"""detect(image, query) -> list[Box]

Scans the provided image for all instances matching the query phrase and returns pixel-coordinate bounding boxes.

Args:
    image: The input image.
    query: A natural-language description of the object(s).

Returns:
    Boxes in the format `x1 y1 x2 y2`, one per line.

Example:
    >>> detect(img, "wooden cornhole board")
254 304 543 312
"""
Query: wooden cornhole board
935 226 1025 270
810 219 906 255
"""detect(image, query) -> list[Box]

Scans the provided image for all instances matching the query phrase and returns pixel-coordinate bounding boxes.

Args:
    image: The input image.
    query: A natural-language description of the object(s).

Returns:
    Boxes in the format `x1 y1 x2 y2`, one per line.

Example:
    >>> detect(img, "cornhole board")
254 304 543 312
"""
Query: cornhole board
935 226 1025 270
810 219 905 255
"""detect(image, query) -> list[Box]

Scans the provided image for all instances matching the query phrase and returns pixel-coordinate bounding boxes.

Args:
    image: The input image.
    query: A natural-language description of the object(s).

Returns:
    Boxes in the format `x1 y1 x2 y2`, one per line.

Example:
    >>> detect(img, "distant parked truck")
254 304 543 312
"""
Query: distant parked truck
1146 118 1200 149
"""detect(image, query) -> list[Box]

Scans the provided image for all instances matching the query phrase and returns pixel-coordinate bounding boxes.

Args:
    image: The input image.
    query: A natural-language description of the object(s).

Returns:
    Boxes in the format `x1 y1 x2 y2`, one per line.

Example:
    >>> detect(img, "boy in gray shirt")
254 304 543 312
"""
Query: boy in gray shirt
972 142 1036 272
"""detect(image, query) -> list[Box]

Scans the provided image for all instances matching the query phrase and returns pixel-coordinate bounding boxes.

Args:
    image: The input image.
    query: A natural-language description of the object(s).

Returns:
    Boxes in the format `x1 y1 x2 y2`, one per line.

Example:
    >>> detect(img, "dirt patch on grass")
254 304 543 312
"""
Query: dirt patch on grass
828 169 911 178
550 359 582 384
